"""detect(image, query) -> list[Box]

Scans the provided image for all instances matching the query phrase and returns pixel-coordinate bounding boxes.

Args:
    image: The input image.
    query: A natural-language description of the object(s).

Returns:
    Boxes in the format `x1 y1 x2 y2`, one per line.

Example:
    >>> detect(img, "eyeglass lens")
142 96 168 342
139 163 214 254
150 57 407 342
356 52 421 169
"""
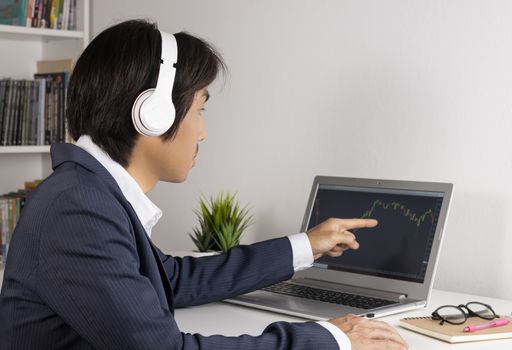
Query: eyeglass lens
436 306 466 324
466 302 495 319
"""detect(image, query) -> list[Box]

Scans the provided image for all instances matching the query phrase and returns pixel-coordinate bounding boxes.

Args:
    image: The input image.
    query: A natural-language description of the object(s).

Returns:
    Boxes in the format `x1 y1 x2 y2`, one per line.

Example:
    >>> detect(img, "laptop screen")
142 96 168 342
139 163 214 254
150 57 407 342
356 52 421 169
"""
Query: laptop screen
306 184 444 284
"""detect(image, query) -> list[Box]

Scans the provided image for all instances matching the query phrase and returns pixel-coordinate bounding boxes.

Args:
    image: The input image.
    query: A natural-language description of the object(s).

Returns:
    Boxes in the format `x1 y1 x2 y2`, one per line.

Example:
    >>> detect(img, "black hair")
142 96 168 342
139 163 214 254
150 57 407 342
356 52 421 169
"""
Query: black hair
66 19 225 167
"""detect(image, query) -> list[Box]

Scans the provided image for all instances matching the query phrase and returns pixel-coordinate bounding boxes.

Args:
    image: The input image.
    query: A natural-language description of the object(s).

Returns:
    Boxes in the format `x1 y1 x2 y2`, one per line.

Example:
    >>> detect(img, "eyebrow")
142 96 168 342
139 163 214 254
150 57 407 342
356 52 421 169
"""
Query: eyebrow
203 90 210 102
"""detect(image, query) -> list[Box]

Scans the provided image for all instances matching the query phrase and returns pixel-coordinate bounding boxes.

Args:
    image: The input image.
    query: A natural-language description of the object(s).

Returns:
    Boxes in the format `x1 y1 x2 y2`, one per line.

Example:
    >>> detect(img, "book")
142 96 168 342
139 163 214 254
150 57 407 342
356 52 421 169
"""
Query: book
68 0 75 30
0 76 67 145
399 315 512 343
49 0 58 29
4 80 15 145
25 0 34 27
10 80 21 145
35 78 45 144
0 0 74 28
0 198 9 263
0 182 39 264
0 80 7 144
33 72 68 143
0 0 23 25
36 58 74 74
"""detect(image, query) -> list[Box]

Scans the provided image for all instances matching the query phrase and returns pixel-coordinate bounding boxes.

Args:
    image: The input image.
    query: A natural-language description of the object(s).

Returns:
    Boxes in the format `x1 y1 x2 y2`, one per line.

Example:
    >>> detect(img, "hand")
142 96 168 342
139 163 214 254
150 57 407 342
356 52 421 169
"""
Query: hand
329 314 409 350
307 218 378 260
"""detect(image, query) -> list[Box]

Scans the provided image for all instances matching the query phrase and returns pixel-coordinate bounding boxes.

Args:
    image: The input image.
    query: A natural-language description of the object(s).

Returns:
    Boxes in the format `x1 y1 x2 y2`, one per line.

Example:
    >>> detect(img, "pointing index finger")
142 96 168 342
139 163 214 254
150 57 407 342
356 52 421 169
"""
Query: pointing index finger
336 218 378 231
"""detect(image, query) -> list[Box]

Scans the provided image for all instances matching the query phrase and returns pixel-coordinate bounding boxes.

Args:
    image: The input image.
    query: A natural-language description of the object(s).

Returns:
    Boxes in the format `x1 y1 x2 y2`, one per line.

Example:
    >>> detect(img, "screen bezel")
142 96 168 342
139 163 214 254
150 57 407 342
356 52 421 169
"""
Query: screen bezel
295 176 453 301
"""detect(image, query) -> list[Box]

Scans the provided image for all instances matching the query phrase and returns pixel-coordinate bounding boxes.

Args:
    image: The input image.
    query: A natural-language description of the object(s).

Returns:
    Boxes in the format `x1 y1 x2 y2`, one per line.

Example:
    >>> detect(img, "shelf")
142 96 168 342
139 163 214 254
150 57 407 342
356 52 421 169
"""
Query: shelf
0 24 84 40
0 146 51 154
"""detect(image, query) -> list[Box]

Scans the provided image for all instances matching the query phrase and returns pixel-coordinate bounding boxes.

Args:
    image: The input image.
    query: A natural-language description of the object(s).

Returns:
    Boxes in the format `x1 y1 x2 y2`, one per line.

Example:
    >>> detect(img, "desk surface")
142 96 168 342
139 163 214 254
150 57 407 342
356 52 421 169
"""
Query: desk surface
174 289 512 349
1 266 511 348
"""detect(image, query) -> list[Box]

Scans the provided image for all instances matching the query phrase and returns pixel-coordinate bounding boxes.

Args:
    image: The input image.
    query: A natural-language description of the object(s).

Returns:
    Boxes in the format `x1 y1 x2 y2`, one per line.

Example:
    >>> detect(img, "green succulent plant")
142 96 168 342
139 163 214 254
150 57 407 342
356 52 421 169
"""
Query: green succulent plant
189 192 253 253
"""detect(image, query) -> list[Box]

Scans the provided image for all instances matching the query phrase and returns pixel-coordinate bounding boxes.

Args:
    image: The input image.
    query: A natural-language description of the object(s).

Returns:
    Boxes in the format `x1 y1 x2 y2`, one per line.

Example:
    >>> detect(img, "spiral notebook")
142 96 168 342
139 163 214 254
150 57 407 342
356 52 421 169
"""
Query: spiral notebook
399 316 512 343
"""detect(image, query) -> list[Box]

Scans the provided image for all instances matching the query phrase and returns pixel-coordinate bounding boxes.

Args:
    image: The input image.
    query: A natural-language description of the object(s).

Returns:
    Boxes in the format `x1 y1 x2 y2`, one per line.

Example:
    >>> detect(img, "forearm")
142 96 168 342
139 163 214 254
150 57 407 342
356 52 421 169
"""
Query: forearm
159 237 294 307
183 321 339 350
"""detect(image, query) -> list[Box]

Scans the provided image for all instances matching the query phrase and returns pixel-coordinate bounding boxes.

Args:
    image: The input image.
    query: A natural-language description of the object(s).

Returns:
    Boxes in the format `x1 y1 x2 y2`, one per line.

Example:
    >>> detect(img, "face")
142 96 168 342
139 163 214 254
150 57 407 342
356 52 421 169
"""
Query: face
160 88 209 182
133 88 209 186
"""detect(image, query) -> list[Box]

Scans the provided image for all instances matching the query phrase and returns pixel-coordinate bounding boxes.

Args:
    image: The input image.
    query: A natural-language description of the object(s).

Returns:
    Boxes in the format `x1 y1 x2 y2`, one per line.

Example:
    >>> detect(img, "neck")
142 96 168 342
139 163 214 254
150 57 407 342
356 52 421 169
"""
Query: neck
125 149 159 193
126 166 158 193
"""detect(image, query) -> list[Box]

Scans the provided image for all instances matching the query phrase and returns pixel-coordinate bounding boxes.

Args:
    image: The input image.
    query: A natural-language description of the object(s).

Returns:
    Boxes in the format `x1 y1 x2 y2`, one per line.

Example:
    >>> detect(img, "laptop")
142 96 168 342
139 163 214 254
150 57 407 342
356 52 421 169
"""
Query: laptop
225 176 453 320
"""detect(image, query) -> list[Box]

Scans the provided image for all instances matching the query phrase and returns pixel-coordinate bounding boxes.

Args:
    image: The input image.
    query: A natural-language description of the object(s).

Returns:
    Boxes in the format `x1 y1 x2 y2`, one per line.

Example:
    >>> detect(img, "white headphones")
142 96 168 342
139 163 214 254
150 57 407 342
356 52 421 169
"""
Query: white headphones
131 30 178 137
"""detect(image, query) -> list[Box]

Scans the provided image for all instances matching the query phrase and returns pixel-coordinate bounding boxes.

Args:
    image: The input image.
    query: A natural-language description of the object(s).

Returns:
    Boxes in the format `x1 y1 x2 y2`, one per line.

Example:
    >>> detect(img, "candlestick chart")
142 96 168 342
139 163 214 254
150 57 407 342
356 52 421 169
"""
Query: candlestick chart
360 199 435 229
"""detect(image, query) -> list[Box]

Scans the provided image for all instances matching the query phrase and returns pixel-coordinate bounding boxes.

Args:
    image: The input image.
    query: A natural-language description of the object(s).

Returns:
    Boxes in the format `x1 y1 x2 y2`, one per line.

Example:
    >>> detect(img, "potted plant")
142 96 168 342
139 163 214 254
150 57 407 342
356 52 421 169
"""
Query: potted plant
188 191 253 256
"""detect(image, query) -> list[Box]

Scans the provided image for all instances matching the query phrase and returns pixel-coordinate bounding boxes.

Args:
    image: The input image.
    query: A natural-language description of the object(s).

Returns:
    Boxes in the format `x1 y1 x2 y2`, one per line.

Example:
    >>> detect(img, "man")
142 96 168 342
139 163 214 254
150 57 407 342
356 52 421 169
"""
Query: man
0 20 408 349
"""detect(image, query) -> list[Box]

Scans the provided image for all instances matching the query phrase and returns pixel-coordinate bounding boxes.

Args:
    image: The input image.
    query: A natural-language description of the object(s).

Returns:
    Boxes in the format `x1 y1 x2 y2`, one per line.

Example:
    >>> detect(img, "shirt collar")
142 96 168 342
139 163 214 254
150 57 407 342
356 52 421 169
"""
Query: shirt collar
75 135 162 237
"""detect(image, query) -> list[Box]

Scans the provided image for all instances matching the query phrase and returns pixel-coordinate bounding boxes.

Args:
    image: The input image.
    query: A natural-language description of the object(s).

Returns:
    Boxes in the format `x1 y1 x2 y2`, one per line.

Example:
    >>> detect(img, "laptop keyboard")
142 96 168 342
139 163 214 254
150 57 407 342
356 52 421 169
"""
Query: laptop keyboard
262 282 398 310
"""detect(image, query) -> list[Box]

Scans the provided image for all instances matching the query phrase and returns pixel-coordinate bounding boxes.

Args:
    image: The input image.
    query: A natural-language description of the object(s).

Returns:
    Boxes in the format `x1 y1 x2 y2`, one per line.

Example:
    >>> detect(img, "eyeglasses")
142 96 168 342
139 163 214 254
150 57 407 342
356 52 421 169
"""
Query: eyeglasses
431 301 498 325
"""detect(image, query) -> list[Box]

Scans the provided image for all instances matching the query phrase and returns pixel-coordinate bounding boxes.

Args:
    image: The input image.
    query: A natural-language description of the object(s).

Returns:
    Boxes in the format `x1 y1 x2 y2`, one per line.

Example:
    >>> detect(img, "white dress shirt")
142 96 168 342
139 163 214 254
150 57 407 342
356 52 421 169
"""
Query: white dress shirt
75 135 350 349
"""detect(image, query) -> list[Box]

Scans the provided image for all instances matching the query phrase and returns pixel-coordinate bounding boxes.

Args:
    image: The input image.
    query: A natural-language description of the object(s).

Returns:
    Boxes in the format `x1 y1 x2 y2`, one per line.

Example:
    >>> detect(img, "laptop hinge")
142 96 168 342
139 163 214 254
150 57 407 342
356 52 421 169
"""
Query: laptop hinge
292 277 409 302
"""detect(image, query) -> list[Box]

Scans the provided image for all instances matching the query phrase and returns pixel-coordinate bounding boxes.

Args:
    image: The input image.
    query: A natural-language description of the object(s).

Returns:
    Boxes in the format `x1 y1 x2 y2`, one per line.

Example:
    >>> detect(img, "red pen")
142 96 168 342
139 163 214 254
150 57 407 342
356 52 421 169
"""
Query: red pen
463 319 510 333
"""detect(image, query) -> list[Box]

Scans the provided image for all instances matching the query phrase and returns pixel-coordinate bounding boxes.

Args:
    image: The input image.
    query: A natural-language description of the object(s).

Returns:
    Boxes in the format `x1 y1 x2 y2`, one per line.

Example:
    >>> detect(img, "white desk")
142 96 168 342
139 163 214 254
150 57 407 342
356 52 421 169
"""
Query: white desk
1 266 510 348
174 289 512 349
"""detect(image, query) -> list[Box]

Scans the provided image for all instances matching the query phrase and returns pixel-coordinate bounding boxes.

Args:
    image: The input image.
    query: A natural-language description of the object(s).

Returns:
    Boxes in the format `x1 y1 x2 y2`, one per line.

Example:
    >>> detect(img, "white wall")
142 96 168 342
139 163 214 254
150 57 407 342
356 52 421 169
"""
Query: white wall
91 0 512 300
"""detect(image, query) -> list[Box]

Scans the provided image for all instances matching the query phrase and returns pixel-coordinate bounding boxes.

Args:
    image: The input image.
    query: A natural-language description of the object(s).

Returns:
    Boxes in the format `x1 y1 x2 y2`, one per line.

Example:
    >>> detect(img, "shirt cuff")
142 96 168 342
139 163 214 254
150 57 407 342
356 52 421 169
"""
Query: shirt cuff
287 233 314 272
317 321 352 350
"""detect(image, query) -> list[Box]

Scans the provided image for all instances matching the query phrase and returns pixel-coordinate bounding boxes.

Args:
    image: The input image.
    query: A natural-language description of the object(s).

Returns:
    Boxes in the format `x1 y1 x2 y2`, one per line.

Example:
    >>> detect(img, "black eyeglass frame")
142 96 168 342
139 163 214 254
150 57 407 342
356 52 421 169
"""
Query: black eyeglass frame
431 301 498 325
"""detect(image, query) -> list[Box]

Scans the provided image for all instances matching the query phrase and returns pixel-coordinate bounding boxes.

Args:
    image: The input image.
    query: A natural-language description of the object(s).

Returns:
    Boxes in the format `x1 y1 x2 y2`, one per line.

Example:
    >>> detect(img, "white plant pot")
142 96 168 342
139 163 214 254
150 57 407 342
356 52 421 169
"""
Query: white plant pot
170 250 222 258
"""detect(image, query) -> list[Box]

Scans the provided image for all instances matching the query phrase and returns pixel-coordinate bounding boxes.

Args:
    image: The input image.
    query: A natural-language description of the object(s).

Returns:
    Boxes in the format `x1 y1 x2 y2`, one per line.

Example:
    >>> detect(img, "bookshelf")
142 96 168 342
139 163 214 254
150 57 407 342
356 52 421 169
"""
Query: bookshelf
0 24 85 39
0 146 50 154
0 0 90 194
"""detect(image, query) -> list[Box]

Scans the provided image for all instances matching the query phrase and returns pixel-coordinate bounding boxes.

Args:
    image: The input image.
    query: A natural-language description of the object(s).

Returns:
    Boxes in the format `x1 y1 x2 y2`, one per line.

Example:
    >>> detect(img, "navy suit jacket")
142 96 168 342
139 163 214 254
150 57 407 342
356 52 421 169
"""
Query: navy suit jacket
0 143 338 349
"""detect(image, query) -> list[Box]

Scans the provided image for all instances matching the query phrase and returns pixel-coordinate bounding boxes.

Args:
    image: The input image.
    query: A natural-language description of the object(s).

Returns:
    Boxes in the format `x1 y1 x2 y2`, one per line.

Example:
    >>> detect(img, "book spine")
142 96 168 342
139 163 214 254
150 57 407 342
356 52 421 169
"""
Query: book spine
44 80 50 144
2 81 9 145
30 81 38 145
52 81 57 143
32 0 38 27
37 80 45 145
37 0 44 27
4 81 12 146
50 0 59 29
11 80 17 146
16 80 22 145
4 80 14 146
58 80 64 142
10 81 20 146
0 80 6 146
70 0 76 30
0 199 6 264
19 0 29 26
15 80 24 145
26 0 34 27
25 81 33 145
6 199 12 261
44 0 51 28
26 81 33 145
57 0 63 29
62 0 69 30
22 81 31 145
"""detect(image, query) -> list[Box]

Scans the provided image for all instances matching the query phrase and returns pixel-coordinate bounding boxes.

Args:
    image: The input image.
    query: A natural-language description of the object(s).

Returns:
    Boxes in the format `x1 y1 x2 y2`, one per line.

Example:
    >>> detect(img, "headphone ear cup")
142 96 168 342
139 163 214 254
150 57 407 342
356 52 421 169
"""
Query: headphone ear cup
132 89 155 136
